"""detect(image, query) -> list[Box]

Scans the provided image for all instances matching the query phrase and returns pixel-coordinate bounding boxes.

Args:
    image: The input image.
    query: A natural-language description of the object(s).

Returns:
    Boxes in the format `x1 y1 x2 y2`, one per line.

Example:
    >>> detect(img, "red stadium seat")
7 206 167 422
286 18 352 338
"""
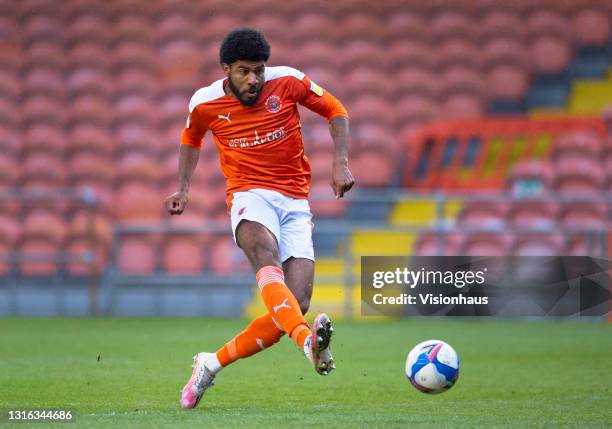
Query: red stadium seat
384 11 429 43
526 9 569 40
112 94 157 129
290 13 338 44
22 67 64 98
529 35 573 75
0 99 18 128
463 232 512 256
559 201 607 229
552 131 602 163
430 11 478 43
161 225 209 274
24 14 63 46
66 41 111 70
114 123 157 157
352 148 394 187
344 67 389 98
111 68 158 99
155 13 198 45
249 15 292 45
196 14 242 44
338 13 385 43
67 96 112 128
114 182 163 221
116 234 159 275
0 153 18 190
439 66 485 98
209 236 250 274
572 7 610 48
439 93 484 120
20 153 66 189
158 94 187 129
413 231 463 256
388 39 437 70
111 15 152 46
23 124 66 155
347 95 397 128
509 199 559 228
507 160 555 194
0 71 19 100
396 67 440 99
309 180 347 218
23 41 64 71
113 42 156 72
479 10 525 41
486 64 530 102
437 40 482 70
19 210 67 276
481 38 530 70
66 67 110 98
554 158 604 194
513 232 564 256
22 95 64 126
395 95 439 128
66 13 110 46
292 40 340 70
115 154 160 186
458 201 509 228
68 124 114 157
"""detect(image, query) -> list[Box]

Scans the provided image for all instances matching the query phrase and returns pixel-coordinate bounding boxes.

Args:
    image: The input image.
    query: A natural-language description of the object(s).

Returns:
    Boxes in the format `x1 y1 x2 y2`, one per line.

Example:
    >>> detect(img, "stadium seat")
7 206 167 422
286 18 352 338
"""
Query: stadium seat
0 99 18 128
23 124 66 156
513 232 565 256
161 223 209 274
413 231 463 256
525 9 568 40
0 153 17 190
113 42 156 72
66 41 111 70
115 154 160 186
0 71 19 101
24 14 63 46
384 11 429 43
111 68 158 101
462 232 512 256
66 67 111 98
352 148 394 188
157 94 187 129
554 157 604 193
111 15 152 46
486 64 530 104
458 201 509 228
309 180 347 218
22 95 64 126
19 210 67 276
430 11 477 43
565 232 606 256
292 40 340 70
65 211 112 276
155 13 198 46
0 213 18 275
290 13 337 44
396 67 440 99
114 182 162 221
112 94 157 129
559 201 607 228
23 42 64 72
394 95 439 129
571 7 610 48
439 93 484 120
347 95 397 128
21 153 66 190
22 67 64 98
248 15 291 45
552 130 602 162
437 39 481 70
66 13 110 46
388 39 436 70
507 160 555 195
196 14 242 44
508 199 559 228
345 67 389 99
67 124 114 157
528 35 572 76
339 13 385 43
479 10 525 41
116 233 159 275
209 236 250 274
67 96 112 128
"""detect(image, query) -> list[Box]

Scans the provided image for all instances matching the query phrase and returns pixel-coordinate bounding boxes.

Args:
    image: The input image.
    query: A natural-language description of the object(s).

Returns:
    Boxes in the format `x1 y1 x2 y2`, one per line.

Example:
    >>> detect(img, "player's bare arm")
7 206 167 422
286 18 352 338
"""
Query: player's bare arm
329 115 355 199
164 144 200 215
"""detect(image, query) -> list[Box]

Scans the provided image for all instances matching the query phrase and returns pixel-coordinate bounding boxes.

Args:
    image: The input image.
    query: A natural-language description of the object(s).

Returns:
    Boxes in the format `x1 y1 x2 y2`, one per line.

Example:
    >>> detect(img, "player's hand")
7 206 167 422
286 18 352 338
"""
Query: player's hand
331 163 355 199
164 191 189 215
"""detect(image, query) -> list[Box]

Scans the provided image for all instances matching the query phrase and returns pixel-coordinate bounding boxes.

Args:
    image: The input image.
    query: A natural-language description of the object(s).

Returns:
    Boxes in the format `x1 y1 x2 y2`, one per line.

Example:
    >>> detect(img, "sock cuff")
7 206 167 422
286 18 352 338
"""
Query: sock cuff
256 265 285 291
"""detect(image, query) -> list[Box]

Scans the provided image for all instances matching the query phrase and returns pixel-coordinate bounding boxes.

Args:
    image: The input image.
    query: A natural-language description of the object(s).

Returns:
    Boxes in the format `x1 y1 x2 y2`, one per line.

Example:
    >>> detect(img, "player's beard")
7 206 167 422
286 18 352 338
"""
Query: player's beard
228 76 261 106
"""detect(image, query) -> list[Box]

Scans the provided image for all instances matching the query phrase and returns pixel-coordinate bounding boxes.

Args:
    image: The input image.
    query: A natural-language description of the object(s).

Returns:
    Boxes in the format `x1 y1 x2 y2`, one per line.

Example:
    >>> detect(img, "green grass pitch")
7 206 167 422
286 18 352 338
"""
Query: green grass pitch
1 318 611 428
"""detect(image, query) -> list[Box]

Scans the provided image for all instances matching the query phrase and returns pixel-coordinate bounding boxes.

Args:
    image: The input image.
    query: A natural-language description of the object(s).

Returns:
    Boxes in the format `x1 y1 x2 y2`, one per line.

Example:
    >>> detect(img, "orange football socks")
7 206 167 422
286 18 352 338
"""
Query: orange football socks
216 313 284 367
256 265 311 348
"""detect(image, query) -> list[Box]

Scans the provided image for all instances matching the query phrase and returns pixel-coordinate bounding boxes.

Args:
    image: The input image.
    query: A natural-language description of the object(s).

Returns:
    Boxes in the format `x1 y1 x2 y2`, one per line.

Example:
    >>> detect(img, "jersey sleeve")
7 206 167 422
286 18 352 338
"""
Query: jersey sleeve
180 105 208 148
294 75 348 122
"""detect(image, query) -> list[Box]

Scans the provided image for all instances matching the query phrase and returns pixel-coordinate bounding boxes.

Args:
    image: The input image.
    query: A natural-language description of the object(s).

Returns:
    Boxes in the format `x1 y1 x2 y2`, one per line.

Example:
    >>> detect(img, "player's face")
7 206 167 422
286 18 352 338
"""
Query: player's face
224 61 265 106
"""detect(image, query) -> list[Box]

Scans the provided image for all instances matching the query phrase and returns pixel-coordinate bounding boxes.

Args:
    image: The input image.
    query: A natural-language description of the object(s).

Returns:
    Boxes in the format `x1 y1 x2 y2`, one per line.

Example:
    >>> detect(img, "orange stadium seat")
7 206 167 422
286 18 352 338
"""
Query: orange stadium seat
114 123 157 157
290 13 338 44
571 7 610 48
413 231 464 256
22 95 64 126
552 131 602 163
479 10 525 41
347 95 397 128
439 66 485 98
66 42 111 70
112 94 157 128
339 13 385 43
345 67 390 99
388 39 437 70
19 209 67 276
116 233 159 275
111 15 152 46
396 67 440 99
209 236 251 274
309 180 347 218
486 64 530 103
395 95 439 132
352 148 394 188
529 35 573 76
158 94 187 129
554 158 604 194
161 218 209 274
196 14 242 44
463 232 512 256
67 96 112 128
20 152 66 192
249 15 291 45
559 201 608 228
0 99 18 128
155 13 198 45
113 42 156 72
339 39 388 70
481 38 530 70
513 232 565 256
0 71 19 101
65 211 113 276
0 153 18 190
437 39 482 70
507 160 555 194
23 15 63 46
66 14 110 46
111 68 158 99
22 67 64 98
292 40 340 70
384 11 429 43
66 67 111 98
0 126 19 156
115 153 159 185
508 199 559 228
23 124 66 156
458 201 509 228
68 124 114 157
430 11 478 43
23 42 64 71
439 93 485 120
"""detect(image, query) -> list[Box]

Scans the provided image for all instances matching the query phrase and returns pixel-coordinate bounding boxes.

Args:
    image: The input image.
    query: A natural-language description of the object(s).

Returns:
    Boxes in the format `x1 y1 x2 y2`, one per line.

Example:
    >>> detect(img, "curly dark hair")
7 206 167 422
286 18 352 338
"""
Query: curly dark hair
219 27 270 65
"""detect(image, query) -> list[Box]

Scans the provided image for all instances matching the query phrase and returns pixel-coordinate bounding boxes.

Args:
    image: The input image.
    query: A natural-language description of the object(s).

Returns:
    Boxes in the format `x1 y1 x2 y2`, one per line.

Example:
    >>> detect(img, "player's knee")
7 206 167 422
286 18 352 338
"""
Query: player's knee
298 295 310 315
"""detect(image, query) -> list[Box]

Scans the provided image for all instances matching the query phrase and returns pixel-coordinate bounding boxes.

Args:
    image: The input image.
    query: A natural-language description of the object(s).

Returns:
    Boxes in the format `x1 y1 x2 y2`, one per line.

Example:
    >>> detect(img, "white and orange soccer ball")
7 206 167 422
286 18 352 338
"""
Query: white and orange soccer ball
405 339 460 394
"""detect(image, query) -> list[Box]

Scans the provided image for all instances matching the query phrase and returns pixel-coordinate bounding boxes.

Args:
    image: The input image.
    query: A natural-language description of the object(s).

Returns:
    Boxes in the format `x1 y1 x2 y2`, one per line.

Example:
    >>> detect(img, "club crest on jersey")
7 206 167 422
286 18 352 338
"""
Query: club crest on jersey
265 95 282 113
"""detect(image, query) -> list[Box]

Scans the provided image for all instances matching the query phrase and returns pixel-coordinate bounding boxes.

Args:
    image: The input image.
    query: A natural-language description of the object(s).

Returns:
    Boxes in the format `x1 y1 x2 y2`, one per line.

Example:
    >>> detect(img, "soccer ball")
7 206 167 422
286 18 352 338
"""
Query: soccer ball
405 339 459 394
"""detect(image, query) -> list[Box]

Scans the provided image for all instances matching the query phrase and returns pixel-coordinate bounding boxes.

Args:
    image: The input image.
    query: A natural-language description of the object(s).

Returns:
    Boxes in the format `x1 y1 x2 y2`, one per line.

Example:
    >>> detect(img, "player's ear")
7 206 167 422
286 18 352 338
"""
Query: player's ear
222 63 231 75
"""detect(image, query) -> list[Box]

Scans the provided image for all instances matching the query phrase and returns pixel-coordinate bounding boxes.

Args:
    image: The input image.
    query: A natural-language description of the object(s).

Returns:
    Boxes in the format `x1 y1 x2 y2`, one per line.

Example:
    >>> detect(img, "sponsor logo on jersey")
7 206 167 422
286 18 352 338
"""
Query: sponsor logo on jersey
228 127 287 148
310 81 323 96
265 95 282 113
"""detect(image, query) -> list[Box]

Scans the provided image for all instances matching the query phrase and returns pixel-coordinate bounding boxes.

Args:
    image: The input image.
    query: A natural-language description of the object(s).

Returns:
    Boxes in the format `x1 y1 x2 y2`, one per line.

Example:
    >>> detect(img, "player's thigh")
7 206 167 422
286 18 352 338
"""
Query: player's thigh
231 191 282 268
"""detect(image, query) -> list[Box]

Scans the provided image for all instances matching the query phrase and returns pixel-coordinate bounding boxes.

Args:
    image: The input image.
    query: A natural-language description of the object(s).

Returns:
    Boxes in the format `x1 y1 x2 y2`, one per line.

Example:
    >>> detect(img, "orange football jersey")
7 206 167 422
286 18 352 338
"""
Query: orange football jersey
180 66 348 208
